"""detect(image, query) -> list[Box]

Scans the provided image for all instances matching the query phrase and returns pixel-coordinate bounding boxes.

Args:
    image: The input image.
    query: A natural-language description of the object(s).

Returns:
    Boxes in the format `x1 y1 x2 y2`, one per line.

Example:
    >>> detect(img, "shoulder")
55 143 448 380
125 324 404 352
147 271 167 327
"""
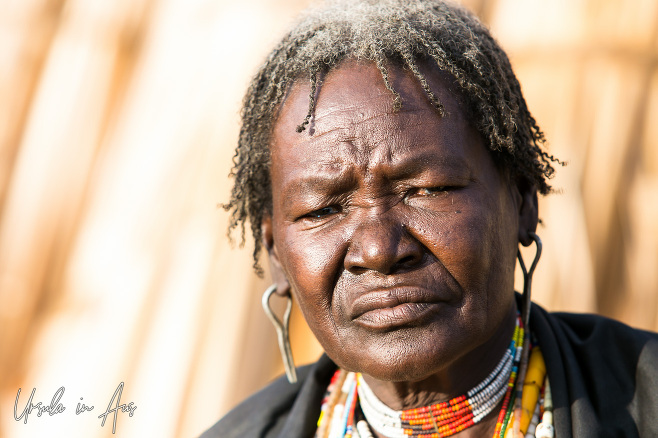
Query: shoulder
199 372 303 438
531 304 658 436
535 307 658 386
538 308 658 353
200 355 336 438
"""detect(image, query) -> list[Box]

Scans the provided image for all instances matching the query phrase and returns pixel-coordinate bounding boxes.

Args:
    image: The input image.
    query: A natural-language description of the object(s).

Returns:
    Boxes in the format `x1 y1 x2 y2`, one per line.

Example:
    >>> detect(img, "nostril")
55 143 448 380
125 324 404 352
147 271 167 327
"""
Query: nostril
398 255 415 266
349 265 368 275
397 254 421 269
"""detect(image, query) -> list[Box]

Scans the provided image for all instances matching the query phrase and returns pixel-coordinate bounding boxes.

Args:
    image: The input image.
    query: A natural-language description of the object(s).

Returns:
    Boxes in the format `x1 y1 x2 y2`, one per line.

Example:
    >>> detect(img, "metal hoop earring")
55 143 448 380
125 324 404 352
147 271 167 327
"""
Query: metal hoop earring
262 284 297 384
517 232 542 329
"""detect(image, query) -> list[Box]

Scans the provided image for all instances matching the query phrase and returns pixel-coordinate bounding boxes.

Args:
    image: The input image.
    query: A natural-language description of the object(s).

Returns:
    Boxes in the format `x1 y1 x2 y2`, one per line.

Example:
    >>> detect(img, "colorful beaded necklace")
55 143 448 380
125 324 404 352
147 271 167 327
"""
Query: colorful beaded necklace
314 315 554 438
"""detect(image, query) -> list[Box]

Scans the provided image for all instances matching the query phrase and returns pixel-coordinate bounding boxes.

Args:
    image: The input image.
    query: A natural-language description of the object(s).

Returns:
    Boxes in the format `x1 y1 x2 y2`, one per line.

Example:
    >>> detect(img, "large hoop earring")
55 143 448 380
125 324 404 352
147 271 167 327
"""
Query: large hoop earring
517 232 542 329
262 284 297 384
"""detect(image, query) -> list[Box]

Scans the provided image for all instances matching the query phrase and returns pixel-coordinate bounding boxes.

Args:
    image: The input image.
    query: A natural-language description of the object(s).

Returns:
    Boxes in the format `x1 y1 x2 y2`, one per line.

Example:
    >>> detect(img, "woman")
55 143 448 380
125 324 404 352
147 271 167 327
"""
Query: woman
204 1 658 437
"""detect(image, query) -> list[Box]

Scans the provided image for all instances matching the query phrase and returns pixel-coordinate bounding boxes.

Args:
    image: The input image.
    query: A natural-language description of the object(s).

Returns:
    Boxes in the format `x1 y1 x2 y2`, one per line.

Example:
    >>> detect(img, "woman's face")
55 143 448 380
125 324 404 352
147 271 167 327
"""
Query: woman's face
264 61 532 382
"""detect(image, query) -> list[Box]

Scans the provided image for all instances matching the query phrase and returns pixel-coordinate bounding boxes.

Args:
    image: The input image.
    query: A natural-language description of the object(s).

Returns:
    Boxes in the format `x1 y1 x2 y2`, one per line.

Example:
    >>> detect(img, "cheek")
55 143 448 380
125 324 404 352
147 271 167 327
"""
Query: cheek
410 197 517 297
276 224 346 323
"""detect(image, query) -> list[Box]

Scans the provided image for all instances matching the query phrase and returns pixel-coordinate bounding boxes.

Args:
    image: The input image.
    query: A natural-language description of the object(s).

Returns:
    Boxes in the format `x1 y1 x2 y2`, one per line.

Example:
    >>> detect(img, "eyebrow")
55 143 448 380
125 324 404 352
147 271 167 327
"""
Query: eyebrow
278 168 358 201
276 149 470 202
378 149 470 180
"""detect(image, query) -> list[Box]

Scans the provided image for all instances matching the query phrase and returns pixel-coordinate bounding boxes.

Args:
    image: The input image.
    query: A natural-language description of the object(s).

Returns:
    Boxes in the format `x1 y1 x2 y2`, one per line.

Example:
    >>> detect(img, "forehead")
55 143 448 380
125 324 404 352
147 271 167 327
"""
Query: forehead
270 60 477 166
280 60 467 124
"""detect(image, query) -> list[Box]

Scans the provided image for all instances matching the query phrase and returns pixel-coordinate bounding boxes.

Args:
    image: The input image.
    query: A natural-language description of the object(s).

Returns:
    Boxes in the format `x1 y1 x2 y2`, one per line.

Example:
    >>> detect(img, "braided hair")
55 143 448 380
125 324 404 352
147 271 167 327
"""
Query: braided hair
223 0 561 273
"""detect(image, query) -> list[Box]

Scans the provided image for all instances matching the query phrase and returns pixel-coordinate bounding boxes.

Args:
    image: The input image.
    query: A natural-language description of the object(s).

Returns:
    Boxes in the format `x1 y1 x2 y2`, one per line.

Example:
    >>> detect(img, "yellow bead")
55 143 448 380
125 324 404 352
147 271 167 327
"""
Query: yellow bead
520 348 546 433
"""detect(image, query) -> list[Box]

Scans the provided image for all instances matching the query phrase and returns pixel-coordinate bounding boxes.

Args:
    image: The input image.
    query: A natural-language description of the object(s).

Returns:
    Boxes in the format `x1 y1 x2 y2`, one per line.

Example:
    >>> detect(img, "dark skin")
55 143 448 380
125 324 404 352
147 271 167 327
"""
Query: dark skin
261 60 538 437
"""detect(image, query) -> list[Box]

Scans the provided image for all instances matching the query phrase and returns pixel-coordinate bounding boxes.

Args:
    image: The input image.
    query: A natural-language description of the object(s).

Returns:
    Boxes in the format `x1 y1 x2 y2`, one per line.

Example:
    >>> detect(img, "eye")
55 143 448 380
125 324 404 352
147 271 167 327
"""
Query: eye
410 186 453 197
301 205 341 220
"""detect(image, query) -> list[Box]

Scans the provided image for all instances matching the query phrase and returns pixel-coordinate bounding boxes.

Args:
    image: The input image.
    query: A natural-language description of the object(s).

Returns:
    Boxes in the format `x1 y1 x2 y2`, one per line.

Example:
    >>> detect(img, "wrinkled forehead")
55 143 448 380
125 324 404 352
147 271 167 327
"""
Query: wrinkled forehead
270 61 504 198
277 60 470 135
271 60 479 163
267 59 515 196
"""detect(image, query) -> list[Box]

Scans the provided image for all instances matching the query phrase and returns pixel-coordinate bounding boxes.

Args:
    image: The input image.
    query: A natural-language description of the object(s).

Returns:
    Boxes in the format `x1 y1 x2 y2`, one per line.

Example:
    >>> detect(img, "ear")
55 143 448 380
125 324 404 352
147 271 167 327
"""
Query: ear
261 215 291 297
515 179 539 247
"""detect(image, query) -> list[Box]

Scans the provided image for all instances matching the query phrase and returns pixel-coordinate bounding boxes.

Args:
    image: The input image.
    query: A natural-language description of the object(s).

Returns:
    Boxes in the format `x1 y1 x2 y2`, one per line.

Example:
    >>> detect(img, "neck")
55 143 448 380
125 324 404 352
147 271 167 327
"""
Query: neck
360 302 517 412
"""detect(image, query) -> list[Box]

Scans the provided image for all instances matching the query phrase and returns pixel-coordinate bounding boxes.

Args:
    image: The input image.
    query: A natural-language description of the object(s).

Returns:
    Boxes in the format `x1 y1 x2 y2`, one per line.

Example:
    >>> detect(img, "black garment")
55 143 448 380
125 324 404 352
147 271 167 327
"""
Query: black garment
202 302 658 438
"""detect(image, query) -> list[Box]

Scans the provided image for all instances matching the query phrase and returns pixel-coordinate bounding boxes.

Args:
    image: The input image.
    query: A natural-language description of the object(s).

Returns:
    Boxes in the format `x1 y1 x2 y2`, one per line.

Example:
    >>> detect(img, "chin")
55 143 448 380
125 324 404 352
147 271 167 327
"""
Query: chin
363 362 438 383
332 329 465 382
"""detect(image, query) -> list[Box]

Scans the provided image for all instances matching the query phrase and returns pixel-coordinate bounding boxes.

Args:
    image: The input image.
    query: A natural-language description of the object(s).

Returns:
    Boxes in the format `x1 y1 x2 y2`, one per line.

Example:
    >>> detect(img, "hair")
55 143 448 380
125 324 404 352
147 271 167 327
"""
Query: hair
223 0 562 274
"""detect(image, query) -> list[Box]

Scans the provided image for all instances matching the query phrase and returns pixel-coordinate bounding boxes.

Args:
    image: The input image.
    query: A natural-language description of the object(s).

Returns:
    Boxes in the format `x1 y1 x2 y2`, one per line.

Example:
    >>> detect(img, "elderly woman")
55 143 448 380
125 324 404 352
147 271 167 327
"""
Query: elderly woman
203 1 658 437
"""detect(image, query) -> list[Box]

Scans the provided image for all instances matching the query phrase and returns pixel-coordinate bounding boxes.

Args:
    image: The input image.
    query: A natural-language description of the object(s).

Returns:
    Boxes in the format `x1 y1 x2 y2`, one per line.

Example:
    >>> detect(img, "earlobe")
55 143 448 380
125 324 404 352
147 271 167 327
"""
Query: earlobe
261 216 291 297
516 182 539 247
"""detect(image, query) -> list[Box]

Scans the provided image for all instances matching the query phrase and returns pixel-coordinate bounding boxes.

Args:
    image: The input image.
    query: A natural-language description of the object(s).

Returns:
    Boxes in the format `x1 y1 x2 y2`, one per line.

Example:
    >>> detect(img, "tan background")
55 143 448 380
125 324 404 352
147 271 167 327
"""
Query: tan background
1 0 657 437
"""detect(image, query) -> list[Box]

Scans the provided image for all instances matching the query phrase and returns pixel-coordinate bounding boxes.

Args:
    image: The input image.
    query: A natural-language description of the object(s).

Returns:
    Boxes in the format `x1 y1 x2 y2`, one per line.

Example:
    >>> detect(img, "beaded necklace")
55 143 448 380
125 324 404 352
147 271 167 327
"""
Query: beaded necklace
314 315 554 438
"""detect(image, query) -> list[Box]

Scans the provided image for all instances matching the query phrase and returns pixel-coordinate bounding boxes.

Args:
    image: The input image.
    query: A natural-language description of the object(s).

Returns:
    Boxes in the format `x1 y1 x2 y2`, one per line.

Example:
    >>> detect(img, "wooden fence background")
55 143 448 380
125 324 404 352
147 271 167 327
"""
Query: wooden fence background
1 0 656 436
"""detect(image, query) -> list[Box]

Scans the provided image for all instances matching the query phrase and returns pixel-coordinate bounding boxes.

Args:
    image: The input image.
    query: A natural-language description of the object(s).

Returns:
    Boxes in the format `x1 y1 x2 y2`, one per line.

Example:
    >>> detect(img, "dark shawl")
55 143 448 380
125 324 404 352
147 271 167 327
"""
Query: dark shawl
202 302 658 437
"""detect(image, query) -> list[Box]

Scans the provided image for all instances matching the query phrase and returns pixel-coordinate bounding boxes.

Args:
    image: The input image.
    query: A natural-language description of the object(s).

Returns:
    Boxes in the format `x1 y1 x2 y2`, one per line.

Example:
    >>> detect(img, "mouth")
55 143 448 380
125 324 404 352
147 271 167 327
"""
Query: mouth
350 287 448 330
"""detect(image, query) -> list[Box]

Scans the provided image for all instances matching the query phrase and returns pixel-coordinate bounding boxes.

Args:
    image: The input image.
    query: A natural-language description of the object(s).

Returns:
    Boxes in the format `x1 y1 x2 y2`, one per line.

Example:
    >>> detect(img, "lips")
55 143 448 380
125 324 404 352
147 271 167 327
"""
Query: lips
350 286 449 330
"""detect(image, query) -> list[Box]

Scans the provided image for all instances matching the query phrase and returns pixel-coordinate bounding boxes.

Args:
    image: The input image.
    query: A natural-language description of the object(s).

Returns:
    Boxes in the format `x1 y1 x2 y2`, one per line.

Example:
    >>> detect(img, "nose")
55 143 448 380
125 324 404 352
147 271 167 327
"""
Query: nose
344 212 424 275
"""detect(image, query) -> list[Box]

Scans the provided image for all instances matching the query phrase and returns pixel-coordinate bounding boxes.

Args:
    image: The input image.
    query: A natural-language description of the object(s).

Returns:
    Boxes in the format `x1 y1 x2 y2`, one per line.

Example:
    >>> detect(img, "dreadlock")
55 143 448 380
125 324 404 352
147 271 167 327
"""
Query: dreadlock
223 0 562 274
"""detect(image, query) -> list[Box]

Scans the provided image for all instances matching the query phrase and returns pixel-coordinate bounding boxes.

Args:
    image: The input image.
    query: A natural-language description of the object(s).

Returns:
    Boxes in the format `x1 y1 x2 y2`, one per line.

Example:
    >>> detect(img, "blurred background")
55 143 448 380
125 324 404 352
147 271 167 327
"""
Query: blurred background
1 0 657 436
